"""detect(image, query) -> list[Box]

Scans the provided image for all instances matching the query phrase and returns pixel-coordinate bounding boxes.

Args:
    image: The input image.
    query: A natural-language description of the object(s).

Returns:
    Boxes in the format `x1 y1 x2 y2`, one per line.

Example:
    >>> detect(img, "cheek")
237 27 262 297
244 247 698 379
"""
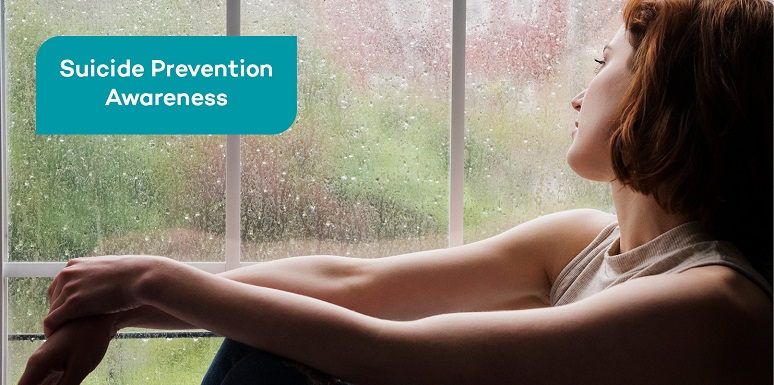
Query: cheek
567 85 622 180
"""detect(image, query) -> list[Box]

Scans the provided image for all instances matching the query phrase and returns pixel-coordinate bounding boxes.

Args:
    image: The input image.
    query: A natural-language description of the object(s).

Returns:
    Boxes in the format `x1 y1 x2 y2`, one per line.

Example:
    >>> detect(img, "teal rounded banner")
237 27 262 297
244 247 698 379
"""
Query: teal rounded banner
36 36 297 135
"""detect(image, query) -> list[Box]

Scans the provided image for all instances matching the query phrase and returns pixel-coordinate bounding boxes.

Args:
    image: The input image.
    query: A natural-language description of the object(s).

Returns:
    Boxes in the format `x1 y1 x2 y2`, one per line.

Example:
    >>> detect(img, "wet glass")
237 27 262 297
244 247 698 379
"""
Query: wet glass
5 0 228 382
6 0 227 263
6 0 627 383
239 0 452 261
464 0 620 241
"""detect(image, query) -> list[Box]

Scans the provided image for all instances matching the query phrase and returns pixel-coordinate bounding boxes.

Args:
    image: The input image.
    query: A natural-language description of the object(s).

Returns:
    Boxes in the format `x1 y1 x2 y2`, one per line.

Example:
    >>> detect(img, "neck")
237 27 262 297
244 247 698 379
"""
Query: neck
611 181 692 253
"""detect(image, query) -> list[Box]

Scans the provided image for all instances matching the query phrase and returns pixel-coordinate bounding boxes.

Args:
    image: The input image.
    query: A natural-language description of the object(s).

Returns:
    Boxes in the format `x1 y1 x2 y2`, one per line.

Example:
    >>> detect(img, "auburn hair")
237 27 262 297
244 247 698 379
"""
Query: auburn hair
613 0 773 283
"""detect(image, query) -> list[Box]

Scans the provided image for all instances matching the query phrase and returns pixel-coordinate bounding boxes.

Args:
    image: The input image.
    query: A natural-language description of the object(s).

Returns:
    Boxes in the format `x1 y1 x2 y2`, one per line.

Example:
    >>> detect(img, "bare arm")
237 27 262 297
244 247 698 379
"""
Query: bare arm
117 208 615 329
379 266 773 385
218 209 615 319
57 258 773 385
43 208 771 384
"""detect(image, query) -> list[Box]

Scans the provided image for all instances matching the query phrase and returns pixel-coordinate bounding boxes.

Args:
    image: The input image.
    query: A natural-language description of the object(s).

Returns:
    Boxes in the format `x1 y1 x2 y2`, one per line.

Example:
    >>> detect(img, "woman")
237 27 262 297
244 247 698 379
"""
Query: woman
19 0 773 384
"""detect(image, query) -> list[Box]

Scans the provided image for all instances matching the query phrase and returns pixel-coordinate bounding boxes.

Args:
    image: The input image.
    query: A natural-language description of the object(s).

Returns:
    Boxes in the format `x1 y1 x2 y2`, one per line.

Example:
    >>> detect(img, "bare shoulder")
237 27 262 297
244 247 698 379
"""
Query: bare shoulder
351 209 617 316
485 208 617 281
511 208 616 234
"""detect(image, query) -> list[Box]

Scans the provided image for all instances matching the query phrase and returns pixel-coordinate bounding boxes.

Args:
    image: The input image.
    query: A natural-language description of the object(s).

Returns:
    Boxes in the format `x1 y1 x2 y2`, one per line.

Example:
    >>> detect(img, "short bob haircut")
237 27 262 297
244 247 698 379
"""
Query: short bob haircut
612 0 773 283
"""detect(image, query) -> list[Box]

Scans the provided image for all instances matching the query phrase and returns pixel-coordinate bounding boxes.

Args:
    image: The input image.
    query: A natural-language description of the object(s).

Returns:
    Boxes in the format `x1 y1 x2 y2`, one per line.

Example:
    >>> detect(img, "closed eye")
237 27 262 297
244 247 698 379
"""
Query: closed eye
593 58 605 74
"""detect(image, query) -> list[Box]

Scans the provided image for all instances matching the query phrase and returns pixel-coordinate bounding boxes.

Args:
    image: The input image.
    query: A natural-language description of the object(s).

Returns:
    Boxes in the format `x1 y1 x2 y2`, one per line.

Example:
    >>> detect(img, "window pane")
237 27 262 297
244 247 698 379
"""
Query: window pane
4 0 228 383
239 0 452 261
464 0 619 242
8 337 224 385
6 0 227 262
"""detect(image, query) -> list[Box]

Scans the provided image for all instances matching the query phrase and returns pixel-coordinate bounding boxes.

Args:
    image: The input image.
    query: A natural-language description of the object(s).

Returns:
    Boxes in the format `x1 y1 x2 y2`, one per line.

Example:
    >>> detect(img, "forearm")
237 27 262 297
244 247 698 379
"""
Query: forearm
217 255 434 320
221 251 548 321
217 255 366 309
116 305 196 330
138 257 389 383
118 256 365 330
135 258 573 385
115 255 361 331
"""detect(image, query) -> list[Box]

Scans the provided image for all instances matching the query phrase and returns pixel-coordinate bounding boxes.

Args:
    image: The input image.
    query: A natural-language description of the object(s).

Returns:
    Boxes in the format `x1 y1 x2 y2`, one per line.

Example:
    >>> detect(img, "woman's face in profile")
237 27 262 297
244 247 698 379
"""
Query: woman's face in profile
566 26 634 182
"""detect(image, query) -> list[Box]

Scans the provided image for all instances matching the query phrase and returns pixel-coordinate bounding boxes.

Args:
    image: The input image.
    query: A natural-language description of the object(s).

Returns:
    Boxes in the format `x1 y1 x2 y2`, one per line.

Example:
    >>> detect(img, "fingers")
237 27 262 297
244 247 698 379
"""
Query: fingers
57 363 91 385
44 305 65 338
46 283 73 337
45 287 88 337
47 280 72 317
48 259 81 308
44 295 82 337
46 260 86 336
17 357 91 385
47 275 57 301
17 368 62 385
47 276 64 315
45 256 140 336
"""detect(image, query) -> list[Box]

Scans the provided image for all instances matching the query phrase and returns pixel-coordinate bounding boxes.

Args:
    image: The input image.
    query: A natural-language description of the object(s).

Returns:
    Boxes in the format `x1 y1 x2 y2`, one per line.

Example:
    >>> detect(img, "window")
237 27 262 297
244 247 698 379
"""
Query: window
2 0 620 383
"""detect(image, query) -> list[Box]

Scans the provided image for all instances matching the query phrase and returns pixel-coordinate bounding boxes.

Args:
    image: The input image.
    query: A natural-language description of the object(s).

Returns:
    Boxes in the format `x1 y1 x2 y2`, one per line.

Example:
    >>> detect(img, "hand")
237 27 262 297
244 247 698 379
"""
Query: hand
45 255 163 337
17 314 118 385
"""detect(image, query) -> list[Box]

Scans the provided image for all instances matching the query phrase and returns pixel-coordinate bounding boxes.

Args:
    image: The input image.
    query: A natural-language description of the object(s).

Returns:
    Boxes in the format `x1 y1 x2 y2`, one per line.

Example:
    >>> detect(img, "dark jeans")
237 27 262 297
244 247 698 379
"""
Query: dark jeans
201 338 357 385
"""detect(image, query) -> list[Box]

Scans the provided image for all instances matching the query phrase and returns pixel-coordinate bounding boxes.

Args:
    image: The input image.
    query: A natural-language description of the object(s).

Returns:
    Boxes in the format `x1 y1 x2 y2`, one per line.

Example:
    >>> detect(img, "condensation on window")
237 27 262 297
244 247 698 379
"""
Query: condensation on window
7 277 51 384
238 0 453 261
8 336 225 385
464 0 621 242
5 0 228 380
6 0 628 382
6 0 227 263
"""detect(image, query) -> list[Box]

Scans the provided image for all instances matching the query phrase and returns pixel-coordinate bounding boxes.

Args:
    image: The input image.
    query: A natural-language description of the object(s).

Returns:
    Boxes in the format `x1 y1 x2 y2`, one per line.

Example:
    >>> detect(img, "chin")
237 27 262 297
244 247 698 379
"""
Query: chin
566 152 613 182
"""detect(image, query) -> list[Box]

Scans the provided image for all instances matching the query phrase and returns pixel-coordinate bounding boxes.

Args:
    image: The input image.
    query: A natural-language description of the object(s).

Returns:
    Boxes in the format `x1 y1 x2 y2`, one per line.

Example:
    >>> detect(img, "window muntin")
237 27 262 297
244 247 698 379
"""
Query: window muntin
6 0 228 263
3 0 625 382
5 0 229 382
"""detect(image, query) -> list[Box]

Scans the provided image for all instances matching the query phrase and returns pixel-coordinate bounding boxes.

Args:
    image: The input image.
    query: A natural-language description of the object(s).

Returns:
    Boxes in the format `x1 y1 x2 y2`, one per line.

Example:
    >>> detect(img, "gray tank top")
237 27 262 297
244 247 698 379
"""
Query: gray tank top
550 221 772 306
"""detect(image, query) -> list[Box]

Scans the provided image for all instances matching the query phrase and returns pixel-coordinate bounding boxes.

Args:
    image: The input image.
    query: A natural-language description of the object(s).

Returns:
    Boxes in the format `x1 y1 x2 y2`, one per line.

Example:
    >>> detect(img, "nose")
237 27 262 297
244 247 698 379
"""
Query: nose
571 89 586 111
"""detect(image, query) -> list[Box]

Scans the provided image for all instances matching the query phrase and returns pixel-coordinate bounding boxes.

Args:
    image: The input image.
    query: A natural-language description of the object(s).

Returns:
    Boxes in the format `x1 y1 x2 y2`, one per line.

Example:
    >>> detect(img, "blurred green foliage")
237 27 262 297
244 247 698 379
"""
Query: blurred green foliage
5 0 614 382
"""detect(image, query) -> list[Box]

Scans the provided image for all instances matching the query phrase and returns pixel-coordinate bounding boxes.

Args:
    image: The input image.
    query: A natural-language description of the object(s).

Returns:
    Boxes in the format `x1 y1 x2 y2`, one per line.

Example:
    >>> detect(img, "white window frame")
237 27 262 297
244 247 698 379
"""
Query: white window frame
0 0 467 381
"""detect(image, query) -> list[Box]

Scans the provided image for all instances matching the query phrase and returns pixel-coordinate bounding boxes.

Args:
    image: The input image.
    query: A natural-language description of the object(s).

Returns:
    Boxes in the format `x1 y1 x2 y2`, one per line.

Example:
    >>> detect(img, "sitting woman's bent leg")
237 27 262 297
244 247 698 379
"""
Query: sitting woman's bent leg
201 338 355 385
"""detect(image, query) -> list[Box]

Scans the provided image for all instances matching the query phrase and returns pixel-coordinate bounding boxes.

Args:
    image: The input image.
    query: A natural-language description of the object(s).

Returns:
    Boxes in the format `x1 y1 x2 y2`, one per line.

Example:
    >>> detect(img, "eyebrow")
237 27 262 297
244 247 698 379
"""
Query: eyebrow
603 44 612 53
